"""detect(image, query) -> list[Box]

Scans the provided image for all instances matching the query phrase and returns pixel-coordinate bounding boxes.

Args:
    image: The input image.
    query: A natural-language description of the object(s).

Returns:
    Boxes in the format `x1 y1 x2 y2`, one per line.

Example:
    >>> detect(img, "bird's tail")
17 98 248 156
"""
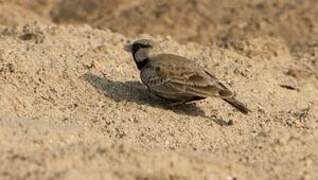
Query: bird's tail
223 97 251 114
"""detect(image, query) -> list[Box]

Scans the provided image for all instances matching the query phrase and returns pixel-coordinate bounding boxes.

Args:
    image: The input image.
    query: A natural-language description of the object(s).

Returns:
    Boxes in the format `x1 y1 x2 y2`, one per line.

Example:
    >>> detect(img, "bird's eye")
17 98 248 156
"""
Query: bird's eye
132 44 140 52
132 43 152 52
140 44 151 48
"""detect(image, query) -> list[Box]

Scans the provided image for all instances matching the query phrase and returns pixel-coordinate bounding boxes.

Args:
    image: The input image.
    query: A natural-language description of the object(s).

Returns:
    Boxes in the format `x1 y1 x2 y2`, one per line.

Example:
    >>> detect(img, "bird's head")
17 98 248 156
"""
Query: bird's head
124 39 155 66
125 39 154 54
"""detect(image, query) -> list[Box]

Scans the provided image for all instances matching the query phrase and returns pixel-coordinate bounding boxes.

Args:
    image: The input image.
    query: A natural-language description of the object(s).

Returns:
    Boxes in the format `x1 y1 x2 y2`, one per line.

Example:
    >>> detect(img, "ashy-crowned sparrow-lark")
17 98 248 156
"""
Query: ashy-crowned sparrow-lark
125 39 251 114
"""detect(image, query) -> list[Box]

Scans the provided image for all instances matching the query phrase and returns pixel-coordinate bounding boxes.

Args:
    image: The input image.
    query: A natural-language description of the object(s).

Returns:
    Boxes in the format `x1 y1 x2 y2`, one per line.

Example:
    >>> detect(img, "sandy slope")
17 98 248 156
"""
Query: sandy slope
0 1 318 180
50 0 318 48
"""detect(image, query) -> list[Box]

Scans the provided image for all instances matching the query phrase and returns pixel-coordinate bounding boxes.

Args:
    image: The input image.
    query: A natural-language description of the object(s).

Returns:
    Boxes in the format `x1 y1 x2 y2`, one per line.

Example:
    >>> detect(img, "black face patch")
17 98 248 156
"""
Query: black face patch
132 43 152 53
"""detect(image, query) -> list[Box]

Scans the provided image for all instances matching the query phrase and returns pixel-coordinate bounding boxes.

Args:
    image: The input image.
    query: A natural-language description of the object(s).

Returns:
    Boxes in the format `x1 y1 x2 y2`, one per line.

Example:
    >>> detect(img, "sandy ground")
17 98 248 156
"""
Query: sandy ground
0 1 318 180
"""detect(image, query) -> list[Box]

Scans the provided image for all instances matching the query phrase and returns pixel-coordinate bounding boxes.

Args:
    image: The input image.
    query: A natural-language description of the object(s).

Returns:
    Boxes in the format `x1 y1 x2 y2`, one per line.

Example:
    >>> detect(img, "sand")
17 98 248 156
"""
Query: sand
0 1 317 180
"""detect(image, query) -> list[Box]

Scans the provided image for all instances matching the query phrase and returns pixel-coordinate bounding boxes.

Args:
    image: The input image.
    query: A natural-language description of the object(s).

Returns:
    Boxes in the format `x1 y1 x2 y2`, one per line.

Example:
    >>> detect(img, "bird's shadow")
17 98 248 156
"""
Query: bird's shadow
82 72 207 117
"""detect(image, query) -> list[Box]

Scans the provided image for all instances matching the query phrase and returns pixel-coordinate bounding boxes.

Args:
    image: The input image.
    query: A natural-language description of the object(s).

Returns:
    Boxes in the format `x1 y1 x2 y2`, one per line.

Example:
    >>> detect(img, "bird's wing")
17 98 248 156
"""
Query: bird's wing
144 54 234 98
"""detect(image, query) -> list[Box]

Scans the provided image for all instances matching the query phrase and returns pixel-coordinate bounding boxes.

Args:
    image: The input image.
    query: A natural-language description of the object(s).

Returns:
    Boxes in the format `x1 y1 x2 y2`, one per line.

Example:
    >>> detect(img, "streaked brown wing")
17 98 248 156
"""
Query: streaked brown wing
140 66 203 101
147 54 234 98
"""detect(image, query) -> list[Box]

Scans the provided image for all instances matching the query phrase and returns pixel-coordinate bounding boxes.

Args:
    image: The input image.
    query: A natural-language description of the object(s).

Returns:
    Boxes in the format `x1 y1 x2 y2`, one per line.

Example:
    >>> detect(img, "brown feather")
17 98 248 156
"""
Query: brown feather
223 97 251 114
139 53 250 114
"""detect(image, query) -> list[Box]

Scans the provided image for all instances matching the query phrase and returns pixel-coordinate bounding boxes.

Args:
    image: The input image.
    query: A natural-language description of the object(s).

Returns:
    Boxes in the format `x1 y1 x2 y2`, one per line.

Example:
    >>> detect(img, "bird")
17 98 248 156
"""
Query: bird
124 39 251 114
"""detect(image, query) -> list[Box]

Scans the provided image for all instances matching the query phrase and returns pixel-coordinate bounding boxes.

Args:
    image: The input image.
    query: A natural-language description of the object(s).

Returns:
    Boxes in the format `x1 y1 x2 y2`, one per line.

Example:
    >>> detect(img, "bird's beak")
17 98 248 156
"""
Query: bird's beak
124 44 132 52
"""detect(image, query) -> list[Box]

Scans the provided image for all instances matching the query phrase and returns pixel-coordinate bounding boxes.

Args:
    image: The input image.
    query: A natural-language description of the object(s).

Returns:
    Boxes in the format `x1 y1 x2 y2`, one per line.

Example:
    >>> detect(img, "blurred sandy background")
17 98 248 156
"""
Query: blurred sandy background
0 0 317 180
